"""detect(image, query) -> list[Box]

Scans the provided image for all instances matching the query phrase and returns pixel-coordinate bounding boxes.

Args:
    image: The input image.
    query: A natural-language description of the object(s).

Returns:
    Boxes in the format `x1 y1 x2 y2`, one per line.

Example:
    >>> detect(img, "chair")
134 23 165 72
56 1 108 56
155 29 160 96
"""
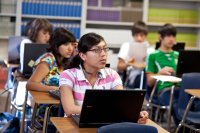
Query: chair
175 73 200 133
146 78 179 131
97 122 158 133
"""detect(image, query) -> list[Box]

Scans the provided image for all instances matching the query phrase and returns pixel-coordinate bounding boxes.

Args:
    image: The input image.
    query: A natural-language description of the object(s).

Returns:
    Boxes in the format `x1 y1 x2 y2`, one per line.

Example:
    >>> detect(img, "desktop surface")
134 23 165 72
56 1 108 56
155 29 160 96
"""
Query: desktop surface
50 117 169 133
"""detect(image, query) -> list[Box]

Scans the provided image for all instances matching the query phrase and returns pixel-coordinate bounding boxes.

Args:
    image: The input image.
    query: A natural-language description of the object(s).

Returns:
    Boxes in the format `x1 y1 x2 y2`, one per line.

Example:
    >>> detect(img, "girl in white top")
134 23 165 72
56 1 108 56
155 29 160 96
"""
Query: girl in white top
20 18 52 72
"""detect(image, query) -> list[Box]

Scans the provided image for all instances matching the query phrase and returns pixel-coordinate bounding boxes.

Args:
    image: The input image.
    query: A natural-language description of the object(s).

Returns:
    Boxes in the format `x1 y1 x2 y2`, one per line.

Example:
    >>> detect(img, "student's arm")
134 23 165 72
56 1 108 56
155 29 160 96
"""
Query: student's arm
26 62 58 91
146 66 175 87
146 72 157 87
117 58 127 72
60 86 81 116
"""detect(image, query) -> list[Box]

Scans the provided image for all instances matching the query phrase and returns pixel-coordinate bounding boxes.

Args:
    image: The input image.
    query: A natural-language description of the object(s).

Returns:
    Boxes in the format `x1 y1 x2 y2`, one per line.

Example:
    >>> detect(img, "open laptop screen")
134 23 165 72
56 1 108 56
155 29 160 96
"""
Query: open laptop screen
76 89 146 128
22 43 49 76
176 50 200 77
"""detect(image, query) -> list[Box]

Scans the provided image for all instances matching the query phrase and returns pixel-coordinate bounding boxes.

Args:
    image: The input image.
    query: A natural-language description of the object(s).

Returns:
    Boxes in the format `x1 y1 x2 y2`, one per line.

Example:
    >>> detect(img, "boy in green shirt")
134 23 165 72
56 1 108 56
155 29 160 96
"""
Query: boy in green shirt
146 23 179 106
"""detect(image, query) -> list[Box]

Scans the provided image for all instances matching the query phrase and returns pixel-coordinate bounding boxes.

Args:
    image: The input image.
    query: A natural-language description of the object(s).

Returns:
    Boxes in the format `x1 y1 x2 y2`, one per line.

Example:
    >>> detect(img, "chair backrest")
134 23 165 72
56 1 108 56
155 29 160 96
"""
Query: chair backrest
97 122 158 133
178 73 200 110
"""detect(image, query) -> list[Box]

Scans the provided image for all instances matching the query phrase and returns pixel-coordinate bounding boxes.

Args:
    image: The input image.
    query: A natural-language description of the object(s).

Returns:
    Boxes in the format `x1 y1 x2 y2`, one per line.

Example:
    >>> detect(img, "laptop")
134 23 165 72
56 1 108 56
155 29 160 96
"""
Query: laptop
21 43 49 76
155 42 185 52
72 89 146 128
176 50 200 78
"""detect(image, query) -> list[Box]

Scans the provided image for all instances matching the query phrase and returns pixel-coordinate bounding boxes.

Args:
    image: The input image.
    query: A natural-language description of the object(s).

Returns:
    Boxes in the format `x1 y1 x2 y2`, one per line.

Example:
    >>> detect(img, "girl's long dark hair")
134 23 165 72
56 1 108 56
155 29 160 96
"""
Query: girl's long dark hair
47 27 76 69
68 32 104 69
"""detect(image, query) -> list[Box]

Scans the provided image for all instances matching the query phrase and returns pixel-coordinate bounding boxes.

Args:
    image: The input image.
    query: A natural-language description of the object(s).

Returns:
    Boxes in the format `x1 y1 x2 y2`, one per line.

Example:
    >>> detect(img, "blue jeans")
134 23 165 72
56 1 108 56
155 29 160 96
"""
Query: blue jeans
158 87 180 106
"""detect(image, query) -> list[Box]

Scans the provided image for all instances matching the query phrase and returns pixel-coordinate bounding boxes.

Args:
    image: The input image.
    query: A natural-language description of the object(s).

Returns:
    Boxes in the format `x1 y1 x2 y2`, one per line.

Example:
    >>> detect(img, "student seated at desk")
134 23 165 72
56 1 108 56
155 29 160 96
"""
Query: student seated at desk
20 18 53 74
59 33 148 124
146 23 180 106
26 27 77 91
117 21 149 88
26 28 77 125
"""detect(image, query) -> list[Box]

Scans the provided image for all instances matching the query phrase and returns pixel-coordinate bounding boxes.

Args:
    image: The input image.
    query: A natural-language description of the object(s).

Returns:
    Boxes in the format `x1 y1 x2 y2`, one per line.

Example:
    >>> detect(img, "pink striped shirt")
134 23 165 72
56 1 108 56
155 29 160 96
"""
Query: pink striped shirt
59 66 122 106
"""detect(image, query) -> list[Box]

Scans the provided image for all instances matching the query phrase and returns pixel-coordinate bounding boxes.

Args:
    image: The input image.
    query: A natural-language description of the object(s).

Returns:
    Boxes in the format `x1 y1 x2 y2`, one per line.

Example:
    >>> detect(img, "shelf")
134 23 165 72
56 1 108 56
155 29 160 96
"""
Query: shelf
22 15 81 21
165 0 200 2
0 13 16 17
87 6 143 12
87 21 133 26
0 36 9 39
147 22 200 28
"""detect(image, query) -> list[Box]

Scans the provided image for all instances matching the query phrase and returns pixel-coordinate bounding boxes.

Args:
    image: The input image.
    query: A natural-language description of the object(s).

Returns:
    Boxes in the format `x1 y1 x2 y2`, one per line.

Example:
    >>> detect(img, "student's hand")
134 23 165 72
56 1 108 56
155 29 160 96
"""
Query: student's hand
138 111 148 124
128 57 135 64
51 86 59 90
159 66 174 75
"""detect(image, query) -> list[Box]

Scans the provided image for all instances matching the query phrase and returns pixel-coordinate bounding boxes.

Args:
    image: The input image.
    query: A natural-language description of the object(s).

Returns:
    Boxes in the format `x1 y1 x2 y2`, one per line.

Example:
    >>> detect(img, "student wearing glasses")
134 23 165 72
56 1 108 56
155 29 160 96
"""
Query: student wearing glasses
59 32 148 124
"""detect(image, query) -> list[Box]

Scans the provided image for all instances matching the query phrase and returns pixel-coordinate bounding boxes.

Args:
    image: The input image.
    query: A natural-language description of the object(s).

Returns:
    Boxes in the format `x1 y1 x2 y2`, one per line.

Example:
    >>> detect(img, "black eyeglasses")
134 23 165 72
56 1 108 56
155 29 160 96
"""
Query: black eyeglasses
88 47 110 54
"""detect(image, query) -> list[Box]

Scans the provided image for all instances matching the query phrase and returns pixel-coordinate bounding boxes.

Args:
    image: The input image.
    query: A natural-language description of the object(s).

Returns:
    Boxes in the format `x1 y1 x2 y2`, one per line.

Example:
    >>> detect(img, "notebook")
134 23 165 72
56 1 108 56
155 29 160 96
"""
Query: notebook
128 43 148 63
71 89 146 128
176 50 200 77
21 43 49 76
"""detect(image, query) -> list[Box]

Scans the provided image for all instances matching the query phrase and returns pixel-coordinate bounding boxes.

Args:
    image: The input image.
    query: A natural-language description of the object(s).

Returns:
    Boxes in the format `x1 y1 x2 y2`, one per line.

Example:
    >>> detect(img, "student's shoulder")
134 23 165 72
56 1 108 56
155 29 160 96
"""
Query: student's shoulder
20 38 32 45
173 51 179 56
149 50 160 56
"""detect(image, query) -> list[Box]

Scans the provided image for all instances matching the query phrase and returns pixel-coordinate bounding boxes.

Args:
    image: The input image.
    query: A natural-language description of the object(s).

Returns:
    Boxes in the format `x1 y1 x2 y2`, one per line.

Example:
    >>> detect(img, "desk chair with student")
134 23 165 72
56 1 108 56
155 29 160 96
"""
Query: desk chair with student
22 27 77 133
147 50 200 131
117 21 149 90
59 33 149 133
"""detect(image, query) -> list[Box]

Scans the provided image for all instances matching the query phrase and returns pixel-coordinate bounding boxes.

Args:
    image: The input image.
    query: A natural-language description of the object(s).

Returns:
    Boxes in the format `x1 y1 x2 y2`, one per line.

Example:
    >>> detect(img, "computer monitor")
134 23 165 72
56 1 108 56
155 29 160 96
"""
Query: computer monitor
8 36 27 64
176 50 200 77
155 42 185 52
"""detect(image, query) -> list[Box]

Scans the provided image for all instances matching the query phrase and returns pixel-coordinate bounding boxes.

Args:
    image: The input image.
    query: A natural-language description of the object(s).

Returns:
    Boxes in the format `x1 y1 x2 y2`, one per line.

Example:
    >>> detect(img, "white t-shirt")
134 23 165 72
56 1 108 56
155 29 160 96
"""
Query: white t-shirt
20 38 32 72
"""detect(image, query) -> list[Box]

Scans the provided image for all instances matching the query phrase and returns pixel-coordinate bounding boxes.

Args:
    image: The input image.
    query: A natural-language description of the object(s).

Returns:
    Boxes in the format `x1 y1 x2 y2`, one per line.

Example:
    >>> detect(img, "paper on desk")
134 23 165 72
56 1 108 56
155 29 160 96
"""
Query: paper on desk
152 75 182 82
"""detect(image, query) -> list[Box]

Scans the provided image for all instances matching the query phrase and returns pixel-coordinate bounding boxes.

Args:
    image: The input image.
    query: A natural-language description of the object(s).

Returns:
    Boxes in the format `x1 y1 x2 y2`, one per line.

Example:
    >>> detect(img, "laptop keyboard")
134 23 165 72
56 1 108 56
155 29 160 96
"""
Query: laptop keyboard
48 90 60 99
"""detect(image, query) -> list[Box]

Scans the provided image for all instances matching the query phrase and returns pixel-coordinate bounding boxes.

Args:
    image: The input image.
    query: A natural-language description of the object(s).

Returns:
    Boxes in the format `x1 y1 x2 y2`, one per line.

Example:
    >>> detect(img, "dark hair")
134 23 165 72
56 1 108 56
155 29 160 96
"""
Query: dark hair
47 27 76 69
69 32 105 69
158 23 177 38
27 18 53 42
131 21 148 36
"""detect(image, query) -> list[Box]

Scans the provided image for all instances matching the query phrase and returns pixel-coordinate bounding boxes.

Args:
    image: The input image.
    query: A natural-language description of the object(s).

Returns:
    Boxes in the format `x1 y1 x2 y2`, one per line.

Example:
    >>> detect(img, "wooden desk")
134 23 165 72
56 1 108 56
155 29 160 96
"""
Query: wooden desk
185 89 200 98
29 90 59 104
20 90 59 133
50 117 169 133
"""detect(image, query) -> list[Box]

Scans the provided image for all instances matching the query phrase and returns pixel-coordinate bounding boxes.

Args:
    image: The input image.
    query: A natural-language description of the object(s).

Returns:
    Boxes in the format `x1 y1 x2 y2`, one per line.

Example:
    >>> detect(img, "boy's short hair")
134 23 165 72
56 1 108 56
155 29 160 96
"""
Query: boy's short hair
158 23 177 38
131 21 148 36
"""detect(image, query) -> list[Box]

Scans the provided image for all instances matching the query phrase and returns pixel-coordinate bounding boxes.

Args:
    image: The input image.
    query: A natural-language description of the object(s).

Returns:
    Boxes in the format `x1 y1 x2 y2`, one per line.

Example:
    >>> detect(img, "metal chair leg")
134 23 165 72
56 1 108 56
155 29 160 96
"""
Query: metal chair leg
167 85 175 131
175 96 196 133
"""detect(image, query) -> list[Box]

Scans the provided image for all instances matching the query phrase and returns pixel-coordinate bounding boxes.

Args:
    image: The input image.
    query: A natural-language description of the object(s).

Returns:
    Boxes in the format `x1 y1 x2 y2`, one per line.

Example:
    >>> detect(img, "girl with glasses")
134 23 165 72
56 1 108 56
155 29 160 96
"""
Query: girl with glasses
60 32 148 124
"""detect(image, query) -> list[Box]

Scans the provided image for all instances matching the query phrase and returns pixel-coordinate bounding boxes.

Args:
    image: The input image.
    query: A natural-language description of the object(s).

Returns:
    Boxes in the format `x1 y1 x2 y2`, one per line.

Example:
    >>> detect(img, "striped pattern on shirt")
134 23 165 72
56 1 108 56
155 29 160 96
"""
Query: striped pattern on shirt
59 66 122 106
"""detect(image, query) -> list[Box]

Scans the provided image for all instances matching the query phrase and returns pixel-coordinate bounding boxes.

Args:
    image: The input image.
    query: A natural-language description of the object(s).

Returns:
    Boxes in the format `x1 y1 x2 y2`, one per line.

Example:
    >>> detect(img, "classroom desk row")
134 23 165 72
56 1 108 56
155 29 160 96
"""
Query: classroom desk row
50 117 169 133
20 90 170 133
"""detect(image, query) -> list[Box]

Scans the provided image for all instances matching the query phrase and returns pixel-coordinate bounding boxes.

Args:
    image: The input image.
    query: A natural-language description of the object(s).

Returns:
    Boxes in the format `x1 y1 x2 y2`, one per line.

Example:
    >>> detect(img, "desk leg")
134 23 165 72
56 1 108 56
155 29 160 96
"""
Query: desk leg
175 96 196 133
43 104 55 133
167 85 175 131
20 90 28 133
